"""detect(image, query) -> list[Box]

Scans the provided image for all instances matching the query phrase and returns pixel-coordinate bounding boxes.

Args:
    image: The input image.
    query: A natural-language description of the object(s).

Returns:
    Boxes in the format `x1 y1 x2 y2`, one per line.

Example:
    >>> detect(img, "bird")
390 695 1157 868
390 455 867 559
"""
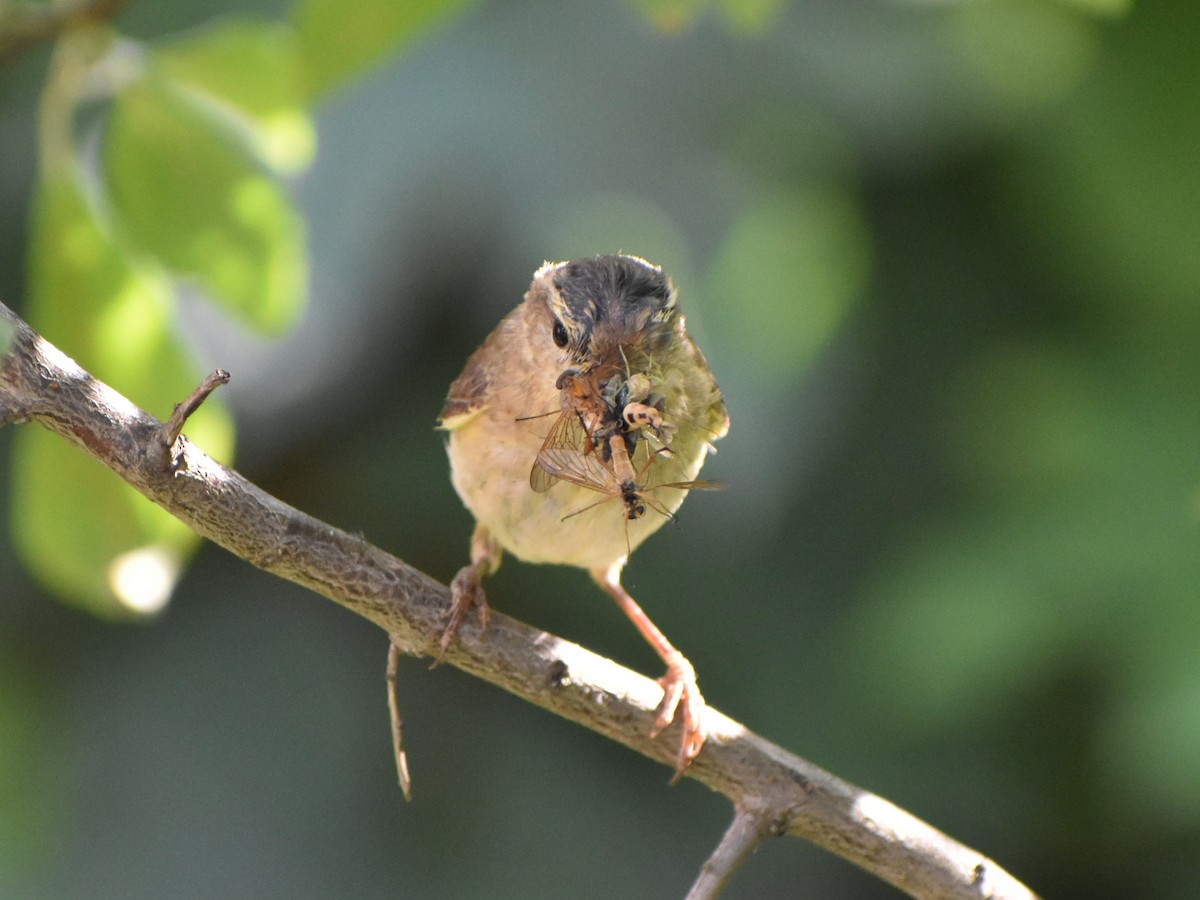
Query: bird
437 254 729 776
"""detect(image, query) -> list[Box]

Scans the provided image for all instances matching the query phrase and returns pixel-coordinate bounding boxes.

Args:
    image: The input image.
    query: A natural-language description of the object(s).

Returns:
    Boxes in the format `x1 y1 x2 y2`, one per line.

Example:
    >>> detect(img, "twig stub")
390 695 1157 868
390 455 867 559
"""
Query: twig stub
161 368 230 461
687 808 775 900
386 641 413 802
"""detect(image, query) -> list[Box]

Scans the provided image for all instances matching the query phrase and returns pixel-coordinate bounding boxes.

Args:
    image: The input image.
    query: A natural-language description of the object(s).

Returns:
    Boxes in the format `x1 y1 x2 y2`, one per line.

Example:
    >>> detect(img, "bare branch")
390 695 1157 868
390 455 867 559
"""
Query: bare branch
161 367 229 451
386 641 413 802
687 808 777 900
0 300 1040 900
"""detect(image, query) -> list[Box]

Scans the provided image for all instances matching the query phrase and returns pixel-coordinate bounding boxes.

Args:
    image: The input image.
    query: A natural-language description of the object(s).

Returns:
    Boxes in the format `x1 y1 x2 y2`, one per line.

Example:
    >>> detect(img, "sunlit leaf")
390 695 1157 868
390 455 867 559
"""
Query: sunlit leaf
105 76 307 333
292 0 478 99
12 169 234 616
153 18 316 174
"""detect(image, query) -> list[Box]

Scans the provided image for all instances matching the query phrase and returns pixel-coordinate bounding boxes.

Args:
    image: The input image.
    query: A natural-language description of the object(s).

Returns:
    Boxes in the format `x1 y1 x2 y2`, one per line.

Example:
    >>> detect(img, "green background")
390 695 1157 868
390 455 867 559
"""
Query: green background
1 0 1197 897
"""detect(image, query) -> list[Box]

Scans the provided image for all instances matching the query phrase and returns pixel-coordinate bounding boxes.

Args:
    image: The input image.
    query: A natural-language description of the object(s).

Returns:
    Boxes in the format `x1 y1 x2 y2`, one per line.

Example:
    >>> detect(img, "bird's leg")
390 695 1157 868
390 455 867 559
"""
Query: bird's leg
591 562 706 780
434 524 501 667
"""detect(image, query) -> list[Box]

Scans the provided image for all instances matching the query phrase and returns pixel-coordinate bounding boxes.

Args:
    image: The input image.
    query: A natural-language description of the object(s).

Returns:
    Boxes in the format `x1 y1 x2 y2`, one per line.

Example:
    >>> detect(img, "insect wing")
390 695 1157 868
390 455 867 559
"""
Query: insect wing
530 454 558 492
535 446 615 495
530 410 592 492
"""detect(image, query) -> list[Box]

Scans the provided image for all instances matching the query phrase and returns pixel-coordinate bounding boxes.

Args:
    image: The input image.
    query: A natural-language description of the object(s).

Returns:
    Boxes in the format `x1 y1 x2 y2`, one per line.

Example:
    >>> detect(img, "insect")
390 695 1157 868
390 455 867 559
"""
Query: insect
534 411 720 528
528 366 674 496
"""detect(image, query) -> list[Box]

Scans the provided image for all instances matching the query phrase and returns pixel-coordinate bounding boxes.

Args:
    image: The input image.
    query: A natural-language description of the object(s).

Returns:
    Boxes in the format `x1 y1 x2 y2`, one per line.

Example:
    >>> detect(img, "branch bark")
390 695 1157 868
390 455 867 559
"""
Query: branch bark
687 808 777 900
0 300 1040 900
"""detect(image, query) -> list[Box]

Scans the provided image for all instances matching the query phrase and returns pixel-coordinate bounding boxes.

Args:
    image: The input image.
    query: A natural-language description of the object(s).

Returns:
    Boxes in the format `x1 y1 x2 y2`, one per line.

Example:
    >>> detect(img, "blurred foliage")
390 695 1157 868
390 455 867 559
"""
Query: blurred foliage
631 0 784 35
293 0 478 98
6 0 463 615
14 157 234 613
706 185 870 376
946 0 1105 111
105 73 306 330
0 652 60 879
153 19 315 173
1 0 1198 898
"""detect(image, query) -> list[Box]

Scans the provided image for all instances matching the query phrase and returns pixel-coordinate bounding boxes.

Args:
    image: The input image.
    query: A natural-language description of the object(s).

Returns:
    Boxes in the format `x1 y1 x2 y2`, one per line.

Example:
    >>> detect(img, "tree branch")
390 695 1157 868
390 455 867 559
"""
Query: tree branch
161 367 229 450
0 300 1039 900
687 808 777 900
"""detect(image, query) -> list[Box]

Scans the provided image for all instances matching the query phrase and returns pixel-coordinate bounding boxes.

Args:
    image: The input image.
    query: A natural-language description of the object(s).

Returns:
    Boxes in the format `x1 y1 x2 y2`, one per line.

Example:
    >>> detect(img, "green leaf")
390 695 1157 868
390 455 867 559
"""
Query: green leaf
292 0 478 98
105 76 307 333
153 19 316 174
704 185 871 377
12 169 235 616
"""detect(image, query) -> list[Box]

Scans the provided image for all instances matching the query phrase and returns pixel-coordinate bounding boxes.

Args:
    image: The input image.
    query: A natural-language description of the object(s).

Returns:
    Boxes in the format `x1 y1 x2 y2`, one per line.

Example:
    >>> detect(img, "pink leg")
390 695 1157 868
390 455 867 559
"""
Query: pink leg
434 525 501 666
592 562 706 780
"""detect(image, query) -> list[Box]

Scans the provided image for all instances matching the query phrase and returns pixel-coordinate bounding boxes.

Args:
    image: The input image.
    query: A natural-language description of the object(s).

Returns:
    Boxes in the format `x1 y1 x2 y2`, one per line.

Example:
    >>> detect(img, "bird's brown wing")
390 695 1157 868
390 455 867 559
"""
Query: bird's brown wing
437 346 491 429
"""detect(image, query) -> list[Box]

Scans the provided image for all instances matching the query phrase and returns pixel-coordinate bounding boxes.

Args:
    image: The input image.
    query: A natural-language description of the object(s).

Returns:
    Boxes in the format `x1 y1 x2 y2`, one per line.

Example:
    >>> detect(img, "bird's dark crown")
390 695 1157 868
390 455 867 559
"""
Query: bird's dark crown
546 255 678 364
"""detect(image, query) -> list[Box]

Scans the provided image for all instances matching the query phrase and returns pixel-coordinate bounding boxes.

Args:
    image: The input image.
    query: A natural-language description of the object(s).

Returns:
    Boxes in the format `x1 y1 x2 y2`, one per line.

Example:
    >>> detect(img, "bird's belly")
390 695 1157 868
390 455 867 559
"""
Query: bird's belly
446 416 703 571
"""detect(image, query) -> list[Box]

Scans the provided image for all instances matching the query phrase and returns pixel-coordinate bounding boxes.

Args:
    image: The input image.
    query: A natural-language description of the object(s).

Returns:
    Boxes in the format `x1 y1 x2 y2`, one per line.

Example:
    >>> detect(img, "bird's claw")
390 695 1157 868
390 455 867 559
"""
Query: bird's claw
650 654 705 781
432 565 490 667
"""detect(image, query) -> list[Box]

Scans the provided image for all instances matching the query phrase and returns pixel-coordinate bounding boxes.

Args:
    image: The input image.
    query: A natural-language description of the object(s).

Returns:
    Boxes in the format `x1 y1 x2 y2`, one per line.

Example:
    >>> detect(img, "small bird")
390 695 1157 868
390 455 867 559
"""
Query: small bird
437 254 729 776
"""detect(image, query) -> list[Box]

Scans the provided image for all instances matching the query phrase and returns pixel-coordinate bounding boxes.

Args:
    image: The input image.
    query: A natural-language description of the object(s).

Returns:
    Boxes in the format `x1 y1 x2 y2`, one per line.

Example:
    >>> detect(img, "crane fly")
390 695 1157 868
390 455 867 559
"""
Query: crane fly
536 425 722 527
528 366 677 494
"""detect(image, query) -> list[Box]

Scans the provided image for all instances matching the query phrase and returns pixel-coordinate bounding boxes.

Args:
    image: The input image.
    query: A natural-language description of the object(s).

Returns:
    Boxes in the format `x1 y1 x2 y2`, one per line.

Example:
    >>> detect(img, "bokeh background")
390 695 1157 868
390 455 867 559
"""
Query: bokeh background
2 0 1198 897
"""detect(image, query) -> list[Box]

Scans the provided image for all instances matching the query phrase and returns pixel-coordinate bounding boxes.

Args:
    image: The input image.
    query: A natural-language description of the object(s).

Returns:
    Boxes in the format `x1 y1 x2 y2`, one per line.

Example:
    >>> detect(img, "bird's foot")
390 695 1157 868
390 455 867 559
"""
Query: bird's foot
651 652 706 781
432 564 490 667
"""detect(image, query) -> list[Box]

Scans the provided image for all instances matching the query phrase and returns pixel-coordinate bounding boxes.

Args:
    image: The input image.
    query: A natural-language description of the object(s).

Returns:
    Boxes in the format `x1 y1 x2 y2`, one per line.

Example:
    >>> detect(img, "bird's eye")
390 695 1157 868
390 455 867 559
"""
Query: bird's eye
552 319 569 348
